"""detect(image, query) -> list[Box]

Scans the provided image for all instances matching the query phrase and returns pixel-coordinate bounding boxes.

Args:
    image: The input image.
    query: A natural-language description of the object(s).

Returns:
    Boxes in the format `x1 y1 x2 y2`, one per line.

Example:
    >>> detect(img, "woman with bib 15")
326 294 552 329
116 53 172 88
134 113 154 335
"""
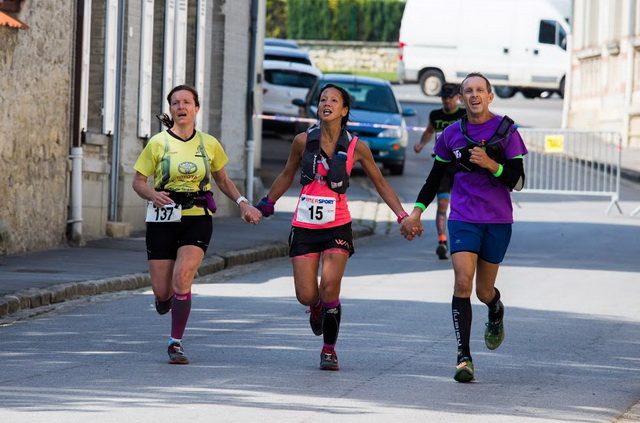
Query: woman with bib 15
255 84 419 370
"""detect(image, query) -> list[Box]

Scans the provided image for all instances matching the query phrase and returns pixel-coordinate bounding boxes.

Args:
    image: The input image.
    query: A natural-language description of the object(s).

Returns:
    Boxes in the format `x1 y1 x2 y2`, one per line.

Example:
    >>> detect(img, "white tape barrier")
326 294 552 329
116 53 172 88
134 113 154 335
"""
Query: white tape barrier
253 113 427 133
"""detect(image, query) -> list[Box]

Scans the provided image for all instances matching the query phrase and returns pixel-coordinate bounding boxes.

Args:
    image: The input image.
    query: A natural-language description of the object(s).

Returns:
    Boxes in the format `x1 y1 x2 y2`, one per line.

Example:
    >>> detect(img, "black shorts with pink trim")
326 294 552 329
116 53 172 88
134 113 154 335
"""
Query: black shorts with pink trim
288 222 354 258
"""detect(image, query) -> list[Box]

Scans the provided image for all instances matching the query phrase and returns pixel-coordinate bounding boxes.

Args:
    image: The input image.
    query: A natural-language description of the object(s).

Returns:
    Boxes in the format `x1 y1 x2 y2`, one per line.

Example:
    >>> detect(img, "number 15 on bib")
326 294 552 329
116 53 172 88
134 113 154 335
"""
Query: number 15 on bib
295 195 336 224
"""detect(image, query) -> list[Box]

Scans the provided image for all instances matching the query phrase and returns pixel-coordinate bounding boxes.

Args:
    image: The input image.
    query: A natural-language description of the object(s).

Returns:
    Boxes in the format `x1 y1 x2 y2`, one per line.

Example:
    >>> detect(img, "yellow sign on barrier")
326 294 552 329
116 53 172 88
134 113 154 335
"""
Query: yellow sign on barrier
545 134 565 153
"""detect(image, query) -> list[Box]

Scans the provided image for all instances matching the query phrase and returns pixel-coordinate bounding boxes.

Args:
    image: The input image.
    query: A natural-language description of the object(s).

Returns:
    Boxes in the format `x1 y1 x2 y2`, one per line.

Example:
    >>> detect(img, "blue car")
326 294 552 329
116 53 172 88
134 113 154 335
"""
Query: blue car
294 74 415 175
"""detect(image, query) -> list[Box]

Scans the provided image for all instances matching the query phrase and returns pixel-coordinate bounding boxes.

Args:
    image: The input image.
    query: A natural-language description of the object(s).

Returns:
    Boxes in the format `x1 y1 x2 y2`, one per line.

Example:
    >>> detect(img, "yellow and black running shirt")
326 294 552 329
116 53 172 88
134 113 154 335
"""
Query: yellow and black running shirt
134 130 229 216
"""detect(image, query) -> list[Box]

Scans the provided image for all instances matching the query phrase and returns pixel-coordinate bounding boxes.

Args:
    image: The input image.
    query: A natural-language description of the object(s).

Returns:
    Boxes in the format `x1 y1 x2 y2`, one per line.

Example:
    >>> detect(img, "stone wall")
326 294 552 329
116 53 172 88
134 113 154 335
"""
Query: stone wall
0 0 254 255
297 41 398 74
0 2 75 254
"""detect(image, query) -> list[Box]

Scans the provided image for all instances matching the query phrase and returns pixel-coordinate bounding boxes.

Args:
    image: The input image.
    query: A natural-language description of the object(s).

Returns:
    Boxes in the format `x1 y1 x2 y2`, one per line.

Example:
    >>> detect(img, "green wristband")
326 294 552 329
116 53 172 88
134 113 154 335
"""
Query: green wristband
414 202 427 211
492 164 504 177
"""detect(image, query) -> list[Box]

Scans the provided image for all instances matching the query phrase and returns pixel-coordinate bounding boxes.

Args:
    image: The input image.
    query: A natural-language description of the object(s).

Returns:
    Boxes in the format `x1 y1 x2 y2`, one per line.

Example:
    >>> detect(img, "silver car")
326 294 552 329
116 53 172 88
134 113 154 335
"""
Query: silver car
262 60 322 130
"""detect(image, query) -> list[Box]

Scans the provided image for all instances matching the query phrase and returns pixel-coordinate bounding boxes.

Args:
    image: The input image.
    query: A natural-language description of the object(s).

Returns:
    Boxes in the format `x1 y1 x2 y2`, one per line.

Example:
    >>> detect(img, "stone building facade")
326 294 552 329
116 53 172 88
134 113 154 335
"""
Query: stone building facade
566 0 640 148
0 0 264 255
0 1 74 255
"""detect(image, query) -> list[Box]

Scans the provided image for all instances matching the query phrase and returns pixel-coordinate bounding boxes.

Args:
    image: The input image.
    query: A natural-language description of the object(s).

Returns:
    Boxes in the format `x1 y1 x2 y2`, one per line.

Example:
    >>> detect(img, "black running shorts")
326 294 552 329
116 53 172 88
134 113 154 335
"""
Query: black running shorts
288 222 354 258
146 215 213 260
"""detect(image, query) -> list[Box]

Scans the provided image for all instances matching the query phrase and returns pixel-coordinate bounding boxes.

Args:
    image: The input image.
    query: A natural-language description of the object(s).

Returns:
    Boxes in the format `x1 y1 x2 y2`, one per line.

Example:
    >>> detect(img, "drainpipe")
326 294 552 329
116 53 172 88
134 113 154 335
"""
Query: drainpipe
109 0 125 221
561 30 573 129
622 0 636 149
69 0 91 245
245 0 259 203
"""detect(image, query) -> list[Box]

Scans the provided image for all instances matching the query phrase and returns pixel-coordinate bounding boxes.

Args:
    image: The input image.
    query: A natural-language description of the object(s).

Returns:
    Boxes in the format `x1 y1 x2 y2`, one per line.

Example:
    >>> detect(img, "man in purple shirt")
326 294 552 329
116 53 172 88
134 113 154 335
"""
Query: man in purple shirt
401 73 528 383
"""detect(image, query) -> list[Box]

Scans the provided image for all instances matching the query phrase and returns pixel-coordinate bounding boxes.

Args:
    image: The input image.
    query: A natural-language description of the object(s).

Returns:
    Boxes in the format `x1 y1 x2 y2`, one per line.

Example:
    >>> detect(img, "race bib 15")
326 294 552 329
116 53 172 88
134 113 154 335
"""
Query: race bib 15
295 195 336 225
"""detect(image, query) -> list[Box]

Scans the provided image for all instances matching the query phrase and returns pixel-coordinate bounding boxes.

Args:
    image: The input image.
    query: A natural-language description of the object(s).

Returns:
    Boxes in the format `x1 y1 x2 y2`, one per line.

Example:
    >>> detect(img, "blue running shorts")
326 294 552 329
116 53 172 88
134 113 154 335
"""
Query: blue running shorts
448 220 512 264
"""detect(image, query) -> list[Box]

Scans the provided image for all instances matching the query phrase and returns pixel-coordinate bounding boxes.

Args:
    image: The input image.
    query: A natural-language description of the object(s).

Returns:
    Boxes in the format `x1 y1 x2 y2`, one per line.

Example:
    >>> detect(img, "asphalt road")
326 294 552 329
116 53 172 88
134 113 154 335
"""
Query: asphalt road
1 85 639 422
1 194 639 422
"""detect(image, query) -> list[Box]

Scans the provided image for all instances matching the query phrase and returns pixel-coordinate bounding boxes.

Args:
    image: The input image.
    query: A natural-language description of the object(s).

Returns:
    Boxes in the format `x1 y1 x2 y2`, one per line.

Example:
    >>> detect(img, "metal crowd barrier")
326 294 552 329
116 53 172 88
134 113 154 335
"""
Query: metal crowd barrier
518 128 622 214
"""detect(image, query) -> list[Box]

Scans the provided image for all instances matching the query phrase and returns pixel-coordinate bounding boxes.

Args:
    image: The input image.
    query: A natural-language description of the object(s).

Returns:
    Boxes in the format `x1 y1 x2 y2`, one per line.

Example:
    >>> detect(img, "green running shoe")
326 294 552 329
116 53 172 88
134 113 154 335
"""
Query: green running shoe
454 357 474 383
485 319 505 350
485 302 505 350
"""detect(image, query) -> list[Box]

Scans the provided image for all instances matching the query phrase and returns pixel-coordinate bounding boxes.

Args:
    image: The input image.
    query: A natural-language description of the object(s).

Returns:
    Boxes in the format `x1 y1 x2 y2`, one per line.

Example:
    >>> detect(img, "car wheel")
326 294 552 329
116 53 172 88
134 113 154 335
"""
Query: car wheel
418 70 444 97
388 162 405 176
558 77 565 99
494 86 517 99
521 89 543 99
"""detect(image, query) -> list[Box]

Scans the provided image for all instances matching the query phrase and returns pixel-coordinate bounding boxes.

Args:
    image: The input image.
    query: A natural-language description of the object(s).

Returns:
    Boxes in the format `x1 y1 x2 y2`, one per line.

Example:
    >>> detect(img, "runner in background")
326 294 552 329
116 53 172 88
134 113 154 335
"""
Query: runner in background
414 83 466 259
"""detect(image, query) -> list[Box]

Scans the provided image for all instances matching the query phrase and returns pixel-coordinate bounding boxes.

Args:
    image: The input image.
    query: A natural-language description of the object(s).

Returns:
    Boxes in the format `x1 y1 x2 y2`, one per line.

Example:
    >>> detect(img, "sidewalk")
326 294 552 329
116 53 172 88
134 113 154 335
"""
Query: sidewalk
0 181 396 320
1 138 640 321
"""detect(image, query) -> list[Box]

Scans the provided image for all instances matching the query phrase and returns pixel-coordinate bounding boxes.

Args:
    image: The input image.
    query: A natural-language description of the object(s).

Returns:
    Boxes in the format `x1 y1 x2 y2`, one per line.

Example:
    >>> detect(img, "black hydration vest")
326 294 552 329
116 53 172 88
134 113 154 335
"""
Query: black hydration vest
453 115 516 172
299 125 353 194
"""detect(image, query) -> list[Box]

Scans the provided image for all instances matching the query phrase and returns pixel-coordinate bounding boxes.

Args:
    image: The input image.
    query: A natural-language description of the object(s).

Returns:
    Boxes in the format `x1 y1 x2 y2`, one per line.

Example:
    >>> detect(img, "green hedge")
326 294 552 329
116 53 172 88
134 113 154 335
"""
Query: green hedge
266 0 405 42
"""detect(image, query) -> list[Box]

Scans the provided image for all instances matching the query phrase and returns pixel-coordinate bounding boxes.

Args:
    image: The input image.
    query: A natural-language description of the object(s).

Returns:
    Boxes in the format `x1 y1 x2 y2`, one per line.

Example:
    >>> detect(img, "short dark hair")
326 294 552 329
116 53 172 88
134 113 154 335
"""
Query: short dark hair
461 72 492 94
440 83 459 97
317 83 351 128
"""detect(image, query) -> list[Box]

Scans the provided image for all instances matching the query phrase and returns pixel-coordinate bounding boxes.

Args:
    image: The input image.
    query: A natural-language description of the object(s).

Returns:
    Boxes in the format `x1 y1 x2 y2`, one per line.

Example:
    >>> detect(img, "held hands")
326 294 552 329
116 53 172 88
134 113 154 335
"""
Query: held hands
240 202 263 225
400 211 424 241
256 196 275 217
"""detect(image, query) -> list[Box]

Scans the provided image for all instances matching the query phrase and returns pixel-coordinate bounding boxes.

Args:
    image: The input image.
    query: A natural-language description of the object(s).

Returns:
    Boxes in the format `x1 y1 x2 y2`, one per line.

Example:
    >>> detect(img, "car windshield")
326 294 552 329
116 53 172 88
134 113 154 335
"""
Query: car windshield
314 82 399 113
265 69 318 88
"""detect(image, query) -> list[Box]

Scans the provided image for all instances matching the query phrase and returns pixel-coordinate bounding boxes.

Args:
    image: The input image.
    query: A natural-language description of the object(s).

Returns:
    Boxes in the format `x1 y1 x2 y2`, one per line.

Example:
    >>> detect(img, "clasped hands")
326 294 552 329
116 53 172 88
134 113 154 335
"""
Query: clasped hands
240 202 263 225
400 211 424 241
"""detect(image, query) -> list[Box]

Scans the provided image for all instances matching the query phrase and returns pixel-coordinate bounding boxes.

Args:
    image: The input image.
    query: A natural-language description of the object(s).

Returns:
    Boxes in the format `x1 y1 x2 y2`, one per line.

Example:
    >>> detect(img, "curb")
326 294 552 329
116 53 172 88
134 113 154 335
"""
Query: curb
0 224 375 320
621 167 640 185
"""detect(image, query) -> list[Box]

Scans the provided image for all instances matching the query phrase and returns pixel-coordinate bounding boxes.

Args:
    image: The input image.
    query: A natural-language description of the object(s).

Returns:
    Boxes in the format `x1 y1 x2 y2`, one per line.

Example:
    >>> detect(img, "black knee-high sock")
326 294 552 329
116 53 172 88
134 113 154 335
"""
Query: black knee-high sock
452 296 472 359
322 301 341 347
487 288 503 321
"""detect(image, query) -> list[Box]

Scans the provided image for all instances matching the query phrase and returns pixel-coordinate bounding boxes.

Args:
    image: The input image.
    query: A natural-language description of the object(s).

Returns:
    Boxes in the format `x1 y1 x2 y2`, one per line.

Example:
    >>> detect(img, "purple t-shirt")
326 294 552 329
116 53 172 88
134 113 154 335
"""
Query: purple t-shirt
434 115 528 224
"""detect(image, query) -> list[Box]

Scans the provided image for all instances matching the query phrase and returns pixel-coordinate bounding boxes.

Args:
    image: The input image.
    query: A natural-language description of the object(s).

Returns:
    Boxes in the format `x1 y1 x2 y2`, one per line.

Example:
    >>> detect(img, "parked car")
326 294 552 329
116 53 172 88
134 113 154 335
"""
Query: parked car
293 74 415 175
262 60 322 132
265 37 299 49
264 46 313 66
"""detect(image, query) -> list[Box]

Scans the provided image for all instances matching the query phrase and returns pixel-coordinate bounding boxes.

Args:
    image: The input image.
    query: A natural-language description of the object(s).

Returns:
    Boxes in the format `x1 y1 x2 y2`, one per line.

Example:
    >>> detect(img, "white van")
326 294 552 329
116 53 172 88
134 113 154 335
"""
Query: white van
398 0 570 98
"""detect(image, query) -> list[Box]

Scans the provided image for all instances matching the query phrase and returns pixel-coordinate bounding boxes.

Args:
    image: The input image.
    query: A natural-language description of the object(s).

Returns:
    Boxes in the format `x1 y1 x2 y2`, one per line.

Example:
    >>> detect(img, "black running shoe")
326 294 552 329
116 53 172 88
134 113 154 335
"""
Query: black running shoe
436 241 449 260
168 342 189 364
320 347 339 371
307 302 323 336
155 296 172 315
